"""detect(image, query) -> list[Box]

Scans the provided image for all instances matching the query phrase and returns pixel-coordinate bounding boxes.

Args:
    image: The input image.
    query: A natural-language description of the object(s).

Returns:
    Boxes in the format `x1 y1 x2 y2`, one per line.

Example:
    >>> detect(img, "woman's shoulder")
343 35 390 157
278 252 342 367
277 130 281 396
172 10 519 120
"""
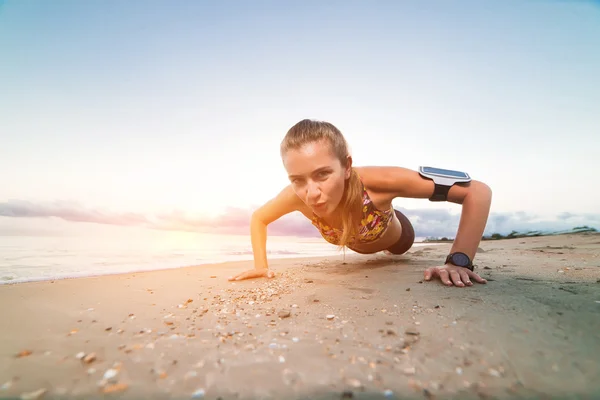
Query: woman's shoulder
354 166 424 200
279 185 314 219
276 184 306 208
354 166 412 187
253 185 309 224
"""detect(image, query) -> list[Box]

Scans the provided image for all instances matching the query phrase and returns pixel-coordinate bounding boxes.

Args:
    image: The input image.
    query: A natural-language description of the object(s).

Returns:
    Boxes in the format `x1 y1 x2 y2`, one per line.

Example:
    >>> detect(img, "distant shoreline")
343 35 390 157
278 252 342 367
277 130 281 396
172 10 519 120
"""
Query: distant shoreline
423 225 598 243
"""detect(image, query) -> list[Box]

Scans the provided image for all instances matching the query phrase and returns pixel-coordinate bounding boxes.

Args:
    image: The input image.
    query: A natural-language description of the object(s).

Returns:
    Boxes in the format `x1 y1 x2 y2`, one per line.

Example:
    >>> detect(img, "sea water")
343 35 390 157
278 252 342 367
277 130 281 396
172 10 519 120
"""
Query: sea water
0 225 430 285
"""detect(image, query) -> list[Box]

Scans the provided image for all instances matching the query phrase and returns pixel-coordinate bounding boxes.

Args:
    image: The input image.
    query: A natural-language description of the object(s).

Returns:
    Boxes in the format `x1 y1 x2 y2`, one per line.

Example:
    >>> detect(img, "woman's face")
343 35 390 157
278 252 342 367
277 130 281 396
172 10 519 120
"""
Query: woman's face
282 140 351 217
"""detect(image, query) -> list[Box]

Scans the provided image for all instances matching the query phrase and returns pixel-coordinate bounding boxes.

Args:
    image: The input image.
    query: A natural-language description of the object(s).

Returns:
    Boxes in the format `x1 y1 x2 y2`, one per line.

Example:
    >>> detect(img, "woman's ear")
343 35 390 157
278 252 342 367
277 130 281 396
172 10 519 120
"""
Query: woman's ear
345 156 353 179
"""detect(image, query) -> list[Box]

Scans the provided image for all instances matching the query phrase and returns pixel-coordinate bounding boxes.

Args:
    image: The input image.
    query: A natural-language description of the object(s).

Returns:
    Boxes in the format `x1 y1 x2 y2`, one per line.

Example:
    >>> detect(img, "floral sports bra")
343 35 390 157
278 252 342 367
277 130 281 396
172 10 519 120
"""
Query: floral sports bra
310 185 394 247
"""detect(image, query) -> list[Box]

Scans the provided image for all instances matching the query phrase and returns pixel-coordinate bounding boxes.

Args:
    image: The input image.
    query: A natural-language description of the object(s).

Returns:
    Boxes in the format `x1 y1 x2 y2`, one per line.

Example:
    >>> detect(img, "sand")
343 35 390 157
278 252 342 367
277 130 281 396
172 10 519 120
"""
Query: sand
1 233 599 400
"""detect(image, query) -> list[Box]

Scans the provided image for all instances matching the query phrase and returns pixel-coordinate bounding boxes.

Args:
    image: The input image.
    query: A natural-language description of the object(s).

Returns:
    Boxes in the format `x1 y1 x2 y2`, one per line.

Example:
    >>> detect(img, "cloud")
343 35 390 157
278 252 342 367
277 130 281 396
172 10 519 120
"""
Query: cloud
557 212 576 220
395 206 599 238
0 199 598 238
480 211 600 236
0 200 149 226
395 207 460 238
147 207 320 237
0 200 320 238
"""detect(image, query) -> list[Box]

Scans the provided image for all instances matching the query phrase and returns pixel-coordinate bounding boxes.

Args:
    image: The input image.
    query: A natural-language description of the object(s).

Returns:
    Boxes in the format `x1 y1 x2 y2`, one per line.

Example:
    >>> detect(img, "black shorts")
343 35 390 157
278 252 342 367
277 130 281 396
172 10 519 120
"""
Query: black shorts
386 209 415 255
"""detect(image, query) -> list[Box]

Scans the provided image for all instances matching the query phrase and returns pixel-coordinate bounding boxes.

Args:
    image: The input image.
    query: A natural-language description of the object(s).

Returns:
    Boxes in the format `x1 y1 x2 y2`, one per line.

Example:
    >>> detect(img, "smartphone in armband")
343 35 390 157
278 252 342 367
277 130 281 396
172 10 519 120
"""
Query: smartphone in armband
418 166 471 202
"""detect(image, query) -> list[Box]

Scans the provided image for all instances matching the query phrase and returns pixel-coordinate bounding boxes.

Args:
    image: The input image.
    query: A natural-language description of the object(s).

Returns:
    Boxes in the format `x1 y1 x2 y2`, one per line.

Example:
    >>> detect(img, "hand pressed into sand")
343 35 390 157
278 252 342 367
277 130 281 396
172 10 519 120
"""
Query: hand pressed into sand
228 268 275 281
423 264 487 287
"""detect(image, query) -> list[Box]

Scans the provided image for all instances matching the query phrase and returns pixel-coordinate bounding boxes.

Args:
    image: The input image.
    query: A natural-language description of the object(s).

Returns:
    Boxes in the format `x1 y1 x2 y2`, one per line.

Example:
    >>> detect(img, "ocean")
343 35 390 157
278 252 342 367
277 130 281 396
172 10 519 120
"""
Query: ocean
0 227 429 285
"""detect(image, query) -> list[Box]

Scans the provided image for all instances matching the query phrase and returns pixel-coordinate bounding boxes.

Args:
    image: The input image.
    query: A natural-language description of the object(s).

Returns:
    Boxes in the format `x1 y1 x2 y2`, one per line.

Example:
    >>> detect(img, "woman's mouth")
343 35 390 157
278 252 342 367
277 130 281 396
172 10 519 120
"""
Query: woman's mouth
313 202 327 211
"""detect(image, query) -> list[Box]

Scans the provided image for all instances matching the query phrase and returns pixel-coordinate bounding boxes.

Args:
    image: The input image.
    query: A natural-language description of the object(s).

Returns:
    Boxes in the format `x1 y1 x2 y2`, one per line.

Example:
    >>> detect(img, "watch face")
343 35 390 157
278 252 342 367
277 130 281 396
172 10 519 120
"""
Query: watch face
452 253 470 267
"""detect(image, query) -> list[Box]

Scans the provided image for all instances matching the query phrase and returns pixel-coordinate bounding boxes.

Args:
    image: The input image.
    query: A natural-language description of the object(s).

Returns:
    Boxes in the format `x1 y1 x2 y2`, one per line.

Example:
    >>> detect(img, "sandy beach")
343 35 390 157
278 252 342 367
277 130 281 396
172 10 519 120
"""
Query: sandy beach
1 233 599 400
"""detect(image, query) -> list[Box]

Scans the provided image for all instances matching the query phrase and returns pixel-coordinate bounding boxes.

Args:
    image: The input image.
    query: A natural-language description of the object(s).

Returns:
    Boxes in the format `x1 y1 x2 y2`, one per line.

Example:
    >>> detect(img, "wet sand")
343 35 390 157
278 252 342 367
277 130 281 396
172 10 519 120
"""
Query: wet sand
1 233 599 400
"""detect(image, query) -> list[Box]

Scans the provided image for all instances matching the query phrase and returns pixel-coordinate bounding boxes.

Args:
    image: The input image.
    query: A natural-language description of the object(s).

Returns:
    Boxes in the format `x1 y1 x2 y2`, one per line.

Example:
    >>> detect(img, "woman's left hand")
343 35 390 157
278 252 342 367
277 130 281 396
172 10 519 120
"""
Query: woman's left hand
424 264 487 287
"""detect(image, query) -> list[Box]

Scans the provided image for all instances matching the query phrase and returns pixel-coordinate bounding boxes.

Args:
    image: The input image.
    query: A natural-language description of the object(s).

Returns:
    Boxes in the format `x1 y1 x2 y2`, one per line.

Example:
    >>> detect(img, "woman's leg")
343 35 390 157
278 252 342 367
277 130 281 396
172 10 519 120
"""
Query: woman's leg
386 209 415 255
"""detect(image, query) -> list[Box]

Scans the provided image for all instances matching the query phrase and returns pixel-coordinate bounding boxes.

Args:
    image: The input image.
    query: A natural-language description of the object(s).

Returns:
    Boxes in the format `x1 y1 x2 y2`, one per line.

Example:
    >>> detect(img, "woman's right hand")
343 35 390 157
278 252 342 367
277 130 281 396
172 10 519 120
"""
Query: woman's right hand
228 268 275 281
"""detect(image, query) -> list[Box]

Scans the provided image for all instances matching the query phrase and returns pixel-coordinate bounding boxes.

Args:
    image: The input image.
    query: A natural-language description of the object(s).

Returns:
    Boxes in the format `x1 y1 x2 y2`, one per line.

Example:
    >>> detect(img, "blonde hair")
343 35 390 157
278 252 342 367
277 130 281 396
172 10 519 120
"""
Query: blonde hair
280 119 363 248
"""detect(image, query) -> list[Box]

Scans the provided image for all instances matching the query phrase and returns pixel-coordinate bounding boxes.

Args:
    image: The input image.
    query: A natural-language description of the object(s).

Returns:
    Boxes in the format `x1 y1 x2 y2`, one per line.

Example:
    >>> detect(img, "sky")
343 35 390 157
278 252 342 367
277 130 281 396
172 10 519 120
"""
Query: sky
1 0 599 239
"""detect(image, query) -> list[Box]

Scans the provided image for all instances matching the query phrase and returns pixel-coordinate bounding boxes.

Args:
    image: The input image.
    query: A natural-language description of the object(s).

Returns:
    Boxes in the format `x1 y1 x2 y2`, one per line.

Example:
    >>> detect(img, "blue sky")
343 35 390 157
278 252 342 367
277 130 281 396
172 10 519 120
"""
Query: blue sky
1 0 599 238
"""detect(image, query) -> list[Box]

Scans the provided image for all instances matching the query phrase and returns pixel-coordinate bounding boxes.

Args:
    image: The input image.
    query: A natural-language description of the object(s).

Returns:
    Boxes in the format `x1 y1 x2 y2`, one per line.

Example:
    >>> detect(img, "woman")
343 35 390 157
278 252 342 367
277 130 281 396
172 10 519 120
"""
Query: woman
229 119 492 287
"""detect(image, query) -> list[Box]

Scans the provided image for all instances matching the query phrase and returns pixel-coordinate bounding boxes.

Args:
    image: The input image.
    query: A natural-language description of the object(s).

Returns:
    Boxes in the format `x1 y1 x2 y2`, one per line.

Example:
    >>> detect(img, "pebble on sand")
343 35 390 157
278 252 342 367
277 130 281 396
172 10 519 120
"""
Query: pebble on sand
16 350 32 358
19 388 47 400
83 353 97 363
103 368 119 381
346 378 362 388
403 366 416 375
101 383 128 394
405 328 420 336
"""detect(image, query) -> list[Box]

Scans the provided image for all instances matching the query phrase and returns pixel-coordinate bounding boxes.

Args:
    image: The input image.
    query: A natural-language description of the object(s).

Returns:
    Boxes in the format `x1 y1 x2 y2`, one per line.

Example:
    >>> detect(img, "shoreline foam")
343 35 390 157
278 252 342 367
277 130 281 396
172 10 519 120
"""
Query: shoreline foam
0 240 439 286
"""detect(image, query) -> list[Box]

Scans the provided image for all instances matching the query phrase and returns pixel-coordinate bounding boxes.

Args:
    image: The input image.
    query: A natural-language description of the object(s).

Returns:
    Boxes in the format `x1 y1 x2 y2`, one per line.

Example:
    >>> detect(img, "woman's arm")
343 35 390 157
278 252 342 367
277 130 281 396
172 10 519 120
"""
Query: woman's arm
445 179 493 261
229 185 302 281
357 166 493 286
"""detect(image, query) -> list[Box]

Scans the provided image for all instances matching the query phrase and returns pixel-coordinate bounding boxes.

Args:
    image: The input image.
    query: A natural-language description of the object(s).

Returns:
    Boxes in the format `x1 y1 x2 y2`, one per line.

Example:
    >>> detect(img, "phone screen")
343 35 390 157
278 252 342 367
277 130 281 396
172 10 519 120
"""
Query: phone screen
422 167 468 178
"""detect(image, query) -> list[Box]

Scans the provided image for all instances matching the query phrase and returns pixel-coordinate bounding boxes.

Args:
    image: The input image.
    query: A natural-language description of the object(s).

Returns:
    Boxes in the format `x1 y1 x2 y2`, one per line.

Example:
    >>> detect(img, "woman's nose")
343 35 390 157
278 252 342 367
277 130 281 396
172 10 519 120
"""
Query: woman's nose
306 181 321 200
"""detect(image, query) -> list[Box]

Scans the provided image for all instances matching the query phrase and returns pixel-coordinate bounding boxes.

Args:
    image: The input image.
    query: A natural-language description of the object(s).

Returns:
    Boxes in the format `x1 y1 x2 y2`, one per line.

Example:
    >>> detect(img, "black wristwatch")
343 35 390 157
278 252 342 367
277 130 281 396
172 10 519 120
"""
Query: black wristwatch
445 252 474 271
